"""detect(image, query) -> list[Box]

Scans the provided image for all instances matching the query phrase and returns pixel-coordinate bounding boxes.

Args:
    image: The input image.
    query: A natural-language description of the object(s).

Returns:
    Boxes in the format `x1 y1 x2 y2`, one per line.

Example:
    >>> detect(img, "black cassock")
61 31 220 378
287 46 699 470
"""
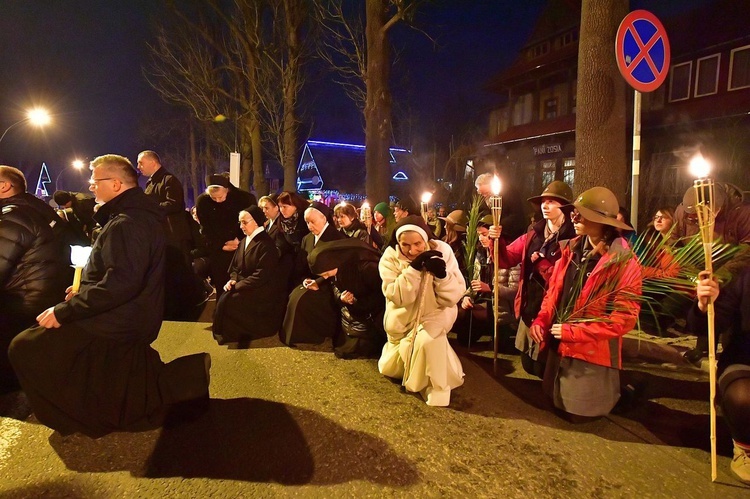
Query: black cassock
280 224 345 345
213 230 288 344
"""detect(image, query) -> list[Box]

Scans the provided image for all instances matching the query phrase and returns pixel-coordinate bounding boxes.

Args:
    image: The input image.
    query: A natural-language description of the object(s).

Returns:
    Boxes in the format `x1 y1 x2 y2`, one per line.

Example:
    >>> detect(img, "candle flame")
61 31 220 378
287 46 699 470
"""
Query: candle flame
491 175 502 196
70 245 92 267
421 191 433 204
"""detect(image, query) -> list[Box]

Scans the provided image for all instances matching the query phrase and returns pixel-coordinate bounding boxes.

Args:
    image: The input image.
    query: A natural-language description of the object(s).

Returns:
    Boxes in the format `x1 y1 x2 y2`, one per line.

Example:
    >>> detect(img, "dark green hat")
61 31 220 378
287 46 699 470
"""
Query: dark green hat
527 180 574 205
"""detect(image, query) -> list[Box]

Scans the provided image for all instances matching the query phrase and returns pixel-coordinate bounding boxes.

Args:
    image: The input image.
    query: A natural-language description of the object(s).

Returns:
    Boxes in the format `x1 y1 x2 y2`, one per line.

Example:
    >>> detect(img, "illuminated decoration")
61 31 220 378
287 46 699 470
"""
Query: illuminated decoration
297 140 413 192
35 162 52 198
296 143 324 191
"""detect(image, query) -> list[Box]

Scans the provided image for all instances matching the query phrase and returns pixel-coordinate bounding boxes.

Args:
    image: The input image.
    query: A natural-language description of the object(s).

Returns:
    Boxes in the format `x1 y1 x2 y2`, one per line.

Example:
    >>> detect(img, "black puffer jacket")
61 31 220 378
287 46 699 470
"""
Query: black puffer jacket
54 188 167 341
0 193 72 318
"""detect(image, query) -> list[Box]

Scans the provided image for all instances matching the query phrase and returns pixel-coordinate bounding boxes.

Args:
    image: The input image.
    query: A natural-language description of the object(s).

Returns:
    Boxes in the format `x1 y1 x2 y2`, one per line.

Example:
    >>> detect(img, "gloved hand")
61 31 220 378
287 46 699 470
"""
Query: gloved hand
423 253 447 279
409 250 441 272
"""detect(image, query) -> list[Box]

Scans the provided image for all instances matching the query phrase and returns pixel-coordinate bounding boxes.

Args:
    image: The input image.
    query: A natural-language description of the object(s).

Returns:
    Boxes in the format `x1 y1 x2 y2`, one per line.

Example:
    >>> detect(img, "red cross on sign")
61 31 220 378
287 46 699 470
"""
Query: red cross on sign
615 10 671 93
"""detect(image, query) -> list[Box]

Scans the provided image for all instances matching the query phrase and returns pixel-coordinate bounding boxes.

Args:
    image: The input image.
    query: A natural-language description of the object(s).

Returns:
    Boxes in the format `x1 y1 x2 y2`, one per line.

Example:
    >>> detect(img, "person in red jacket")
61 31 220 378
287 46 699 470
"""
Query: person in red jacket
529 187 641 422
490 180 576 377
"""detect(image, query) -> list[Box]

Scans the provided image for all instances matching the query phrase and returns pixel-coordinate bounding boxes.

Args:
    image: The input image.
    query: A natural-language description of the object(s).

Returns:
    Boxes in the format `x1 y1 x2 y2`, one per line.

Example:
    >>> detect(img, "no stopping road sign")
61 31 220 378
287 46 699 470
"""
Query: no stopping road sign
616 10 670 92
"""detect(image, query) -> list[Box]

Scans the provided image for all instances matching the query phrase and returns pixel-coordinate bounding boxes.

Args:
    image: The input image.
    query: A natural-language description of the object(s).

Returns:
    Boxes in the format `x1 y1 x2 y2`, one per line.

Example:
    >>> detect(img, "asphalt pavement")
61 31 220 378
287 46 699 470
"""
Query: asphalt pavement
0 318 746 498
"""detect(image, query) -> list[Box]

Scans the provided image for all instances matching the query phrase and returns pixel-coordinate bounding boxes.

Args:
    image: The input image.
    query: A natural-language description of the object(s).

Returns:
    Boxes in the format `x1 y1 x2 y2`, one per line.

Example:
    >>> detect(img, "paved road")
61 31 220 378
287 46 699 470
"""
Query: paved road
0 321 746 498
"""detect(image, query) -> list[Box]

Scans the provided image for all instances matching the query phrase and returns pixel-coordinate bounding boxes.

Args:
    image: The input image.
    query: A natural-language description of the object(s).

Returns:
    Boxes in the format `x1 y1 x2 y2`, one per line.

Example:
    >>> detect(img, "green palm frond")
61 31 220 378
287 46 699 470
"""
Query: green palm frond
462 195 483 286
555 232 742 330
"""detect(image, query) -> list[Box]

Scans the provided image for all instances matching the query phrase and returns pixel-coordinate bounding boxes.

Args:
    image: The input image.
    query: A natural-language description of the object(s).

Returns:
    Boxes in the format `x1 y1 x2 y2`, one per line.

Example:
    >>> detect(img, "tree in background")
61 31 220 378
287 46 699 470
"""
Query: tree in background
575 0 628 200
316 0 423 203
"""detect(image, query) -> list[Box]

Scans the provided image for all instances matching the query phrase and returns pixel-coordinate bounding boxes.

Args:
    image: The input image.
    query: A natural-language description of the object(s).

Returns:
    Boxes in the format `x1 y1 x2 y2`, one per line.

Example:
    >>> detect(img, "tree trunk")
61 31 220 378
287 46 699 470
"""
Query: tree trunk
575 0 629 203
189 118 200 206
364 0 392 204
251 117 267 196
282 0 303 192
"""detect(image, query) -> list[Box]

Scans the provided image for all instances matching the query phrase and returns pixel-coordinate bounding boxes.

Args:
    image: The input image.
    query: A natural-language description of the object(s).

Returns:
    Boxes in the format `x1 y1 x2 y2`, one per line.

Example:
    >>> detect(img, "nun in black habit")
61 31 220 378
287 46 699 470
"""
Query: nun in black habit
212 206 288 345
280 202 345 346
308 238 386 359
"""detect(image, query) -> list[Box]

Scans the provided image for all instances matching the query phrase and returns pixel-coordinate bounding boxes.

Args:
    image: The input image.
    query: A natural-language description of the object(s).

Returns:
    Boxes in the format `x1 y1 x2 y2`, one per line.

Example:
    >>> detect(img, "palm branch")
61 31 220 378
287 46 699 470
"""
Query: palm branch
462 195 483 286
555 232 742 331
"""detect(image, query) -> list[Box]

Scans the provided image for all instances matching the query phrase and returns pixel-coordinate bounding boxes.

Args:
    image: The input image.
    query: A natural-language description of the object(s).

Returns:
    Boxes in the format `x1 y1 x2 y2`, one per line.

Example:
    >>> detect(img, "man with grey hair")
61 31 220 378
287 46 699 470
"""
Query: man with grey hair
0 166 71 393
9 154 211 437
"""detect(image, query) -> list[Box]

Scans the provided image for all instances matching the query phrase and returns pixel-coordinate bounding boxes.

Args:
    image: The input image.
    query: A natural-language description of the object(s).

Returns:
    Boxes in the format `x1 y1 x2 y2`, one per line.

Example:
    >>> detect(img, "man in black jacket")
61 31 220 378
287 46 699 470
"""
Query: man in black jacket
52 190 96 244
0 166 71 392
138 150 206 320
9 154 211 437
195 173 256 299
137 150 191 258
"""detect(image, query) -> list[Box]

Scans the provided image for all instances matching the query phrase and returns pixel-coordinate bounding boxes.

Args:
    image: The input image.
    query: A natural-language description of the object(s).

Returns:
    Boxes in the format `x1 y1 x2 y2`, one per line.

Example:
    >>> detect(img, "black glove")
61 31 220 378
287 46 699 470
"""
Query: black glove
423 253 447 279
409 250 441 272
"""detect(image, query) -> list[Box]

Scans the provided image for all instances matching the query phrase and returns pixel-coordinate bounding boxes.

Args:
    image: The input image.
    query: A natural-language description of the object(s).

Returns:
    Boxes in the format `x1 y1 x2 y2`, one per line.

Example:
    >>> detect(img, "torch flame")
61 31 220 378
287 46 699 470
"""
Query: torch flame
689 154 712 179
491 175 502 196
421 192 433 204
70 245 92 268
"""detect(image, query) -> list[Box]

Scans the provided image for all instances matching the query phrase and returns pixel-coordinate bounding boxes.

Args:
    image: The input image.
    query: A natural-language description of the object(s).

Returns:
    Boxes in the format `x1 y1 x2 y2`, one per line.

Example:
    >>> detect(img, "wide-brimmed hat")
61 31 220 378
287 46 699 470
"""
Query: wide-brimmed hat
527 180 574 205
569 187 632 230
476 214 495 228
438 210 468 232
681 182 727 215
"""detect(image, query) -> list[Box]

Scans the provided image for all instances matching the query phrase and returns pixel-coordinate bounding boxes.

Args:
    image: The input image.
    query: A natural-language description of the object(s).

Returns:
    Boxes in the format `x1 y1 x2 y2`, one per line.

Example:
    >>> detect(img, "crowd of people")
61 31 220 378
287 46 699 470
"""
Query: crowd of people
1 157 749 484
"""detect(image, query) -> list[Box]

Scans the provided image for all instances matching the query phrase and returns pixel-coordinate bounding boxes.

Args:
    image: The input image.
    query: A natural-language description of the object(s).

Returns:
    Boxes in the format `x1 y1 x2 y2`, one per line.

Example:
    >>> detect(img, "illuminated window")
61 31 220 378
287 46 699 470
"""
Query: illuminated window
695 54 720 97
541 160 556 187
729 45 750 91
669 61 692 102
563 158 575 188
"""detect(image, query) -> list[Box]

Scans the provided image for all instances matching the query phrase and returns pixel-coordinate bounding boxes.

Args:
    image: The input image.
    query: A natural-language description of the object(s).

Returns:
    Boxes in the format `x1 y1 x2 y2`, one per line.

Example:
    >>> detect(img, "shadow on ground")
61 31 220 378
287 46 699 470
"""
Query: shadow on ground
48 398 420 486
450 339 733 454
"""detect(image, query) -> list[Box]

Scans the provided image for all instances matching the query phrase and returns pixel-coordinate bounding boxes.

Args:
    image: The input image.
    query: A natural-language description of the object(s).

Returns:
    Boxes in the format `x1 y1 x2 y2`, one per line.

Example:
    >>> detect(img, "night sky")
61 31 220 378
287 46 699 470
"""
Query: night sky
0 0 715 189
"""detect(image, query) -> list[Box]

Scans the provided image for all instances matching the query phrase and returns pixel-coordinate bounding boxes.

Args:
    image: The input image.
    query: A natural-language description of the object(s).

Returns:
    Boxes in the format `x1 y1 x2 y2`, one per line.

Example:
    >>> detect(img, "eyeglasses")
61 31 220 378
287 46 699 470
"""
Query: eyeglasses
88 177 114 186
239 219 252 225
570 210 583 223
653 215 670 222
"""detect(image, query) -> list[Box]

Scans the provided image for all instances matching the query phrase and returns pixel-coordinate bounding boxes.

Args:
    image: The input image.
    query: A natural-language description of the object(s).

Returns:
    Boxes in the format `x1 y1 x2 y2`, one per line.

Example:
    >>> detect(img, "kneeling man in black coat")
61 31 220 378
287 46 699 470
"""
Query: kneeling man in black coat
9 154 211 438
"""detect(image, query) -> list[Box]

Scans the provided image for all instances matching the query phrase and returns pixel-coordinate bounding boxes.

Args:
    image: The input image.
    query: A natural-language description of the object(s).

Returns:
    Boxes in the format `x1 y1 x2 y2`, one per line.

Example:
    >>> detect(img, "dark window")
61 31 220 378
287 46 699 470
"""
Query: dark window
669 62 692 102
695 54 720 97
729 45 750 90
544 97 558 119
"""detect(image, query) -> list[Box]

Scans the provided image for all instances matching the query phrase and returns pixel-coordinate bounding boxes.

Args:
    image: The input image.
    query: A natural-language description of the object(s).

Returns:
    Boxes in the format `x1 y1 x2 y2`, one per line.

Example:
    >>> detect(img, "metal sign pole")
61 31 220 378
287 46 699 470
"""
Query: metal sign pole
630 90 641 228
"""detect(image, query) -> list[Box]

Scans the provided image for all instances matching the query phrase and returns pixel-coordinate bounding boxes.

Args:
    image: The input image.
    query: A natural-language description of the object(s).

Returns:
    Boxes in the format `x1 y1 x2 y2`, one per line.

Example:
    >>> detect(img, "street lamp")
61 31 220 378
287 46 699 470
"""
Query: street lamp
0 108 52 145
55 159 86 192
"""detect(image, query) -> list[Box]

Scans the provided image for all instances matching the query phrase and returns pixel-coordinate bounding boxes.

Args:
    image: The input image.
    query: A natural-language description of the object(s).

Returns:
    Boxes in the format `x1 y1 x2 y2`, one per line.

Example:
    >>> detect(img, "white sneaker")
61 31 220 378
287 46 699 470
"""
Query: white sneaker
422 386 451 407
731 442 750 485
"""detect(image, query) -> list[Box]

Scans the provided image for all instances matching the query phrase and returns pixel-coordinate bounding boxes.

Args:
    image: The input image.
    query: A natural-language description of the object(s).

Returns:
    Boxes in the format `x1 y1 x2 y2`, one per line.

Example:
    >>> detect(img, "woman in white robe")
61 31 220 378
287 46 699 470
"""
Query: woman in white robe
378 215 465 406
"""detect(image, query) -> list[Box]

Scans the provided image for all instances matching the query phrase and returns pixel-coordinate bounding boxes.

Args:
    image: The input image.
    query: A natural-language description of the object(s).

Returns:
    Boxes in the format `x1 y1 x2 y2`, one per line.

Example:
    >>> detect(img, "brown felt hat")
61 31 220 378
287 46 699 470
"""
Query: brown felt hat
569 187 632 231
438 210 469 232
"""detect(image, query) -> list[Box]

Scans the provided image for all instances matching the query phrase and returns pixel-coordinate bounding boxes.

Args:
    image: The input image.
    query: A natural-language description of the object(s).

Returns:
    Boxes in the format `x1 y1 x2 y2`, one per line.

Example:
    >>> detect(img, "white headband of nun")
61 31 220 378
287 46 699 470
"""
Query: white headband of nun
396 224 429 244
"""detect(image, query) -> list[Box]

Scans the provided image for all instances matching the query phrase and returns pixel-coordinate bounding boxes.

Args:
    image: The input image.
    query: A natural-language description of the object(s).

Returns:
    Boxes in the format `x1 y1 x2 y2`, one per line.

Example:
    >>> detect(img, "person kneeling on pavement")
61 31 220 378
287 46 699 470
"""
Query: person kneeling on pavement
8 154 210 438
689 267 750 486
378 215 465 406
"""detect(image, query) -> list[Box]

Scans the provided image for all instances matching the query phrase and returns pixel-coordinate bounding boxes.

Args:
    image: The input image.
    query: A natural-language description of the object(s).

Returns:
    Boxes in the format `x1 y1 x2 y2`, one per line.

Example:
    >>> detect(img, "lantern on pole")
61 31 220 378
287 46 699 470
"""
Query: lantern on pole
490 175 503 374
690 153 718 481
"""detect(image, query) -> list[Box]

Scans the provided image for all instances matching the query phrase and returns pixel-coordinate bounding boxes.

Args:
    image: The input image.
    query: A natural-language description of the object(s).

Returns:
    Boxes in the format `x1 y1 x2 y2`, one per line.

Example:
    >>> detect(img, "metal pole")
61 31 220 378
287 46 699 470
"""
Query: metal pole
630 90 641 228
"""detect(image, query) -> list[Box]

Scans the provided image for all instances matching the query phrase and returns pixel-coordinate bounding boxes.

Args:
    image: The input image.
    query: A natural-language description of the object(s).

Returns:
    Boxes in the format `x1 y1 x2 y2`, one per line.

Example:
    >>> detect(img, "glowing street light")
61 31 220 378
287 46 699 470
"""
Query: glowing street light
55 159 86 191
0 108 52 145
